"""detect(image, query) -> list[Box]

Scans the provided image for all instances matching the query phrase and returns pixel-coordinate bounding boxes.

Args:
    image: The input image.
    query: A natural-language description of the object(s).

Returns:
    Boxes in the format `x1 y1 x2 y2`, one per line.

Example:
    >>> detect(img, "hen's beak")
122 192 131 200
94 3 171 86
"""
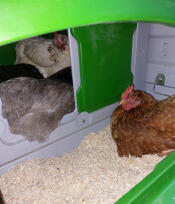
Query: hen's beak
119 99 125 106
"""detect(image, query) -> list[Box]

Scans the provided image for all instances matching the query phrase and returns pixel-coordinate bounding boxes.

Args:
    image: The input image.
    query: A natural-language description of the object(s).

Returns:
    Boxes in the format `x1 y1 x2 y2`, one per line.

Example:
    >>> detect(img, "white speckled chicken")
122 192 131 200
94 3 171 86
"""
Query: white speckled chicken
0 76 74 142
15 33 71 78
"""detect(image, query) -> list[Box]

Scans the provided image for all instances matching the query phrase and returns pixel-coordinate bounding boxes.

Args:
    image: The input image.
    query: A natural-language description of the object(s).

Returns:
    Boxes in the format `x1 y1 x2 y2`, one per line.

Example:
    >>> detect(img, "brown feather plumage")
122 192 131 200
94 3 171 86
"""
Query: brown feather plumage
0 189 5 204
111 89 175 157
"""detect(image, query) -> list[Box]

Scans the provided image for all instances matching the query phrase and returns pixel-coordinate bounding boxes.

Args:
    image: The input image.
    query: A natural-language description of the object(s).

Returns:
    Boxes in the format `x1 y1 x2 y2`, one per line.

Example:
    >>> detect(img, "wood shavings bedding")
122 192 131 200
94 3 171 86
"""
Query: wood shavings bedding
0 126 164 204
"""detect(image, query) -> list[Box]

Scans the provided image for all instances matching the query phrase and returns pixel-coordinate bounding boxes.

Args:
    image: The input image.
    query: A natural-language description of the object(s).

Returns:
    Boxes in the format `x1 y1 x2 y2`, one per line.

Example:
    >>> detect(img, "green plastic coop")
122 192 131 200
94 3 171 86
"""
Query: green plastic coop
1 0 175 203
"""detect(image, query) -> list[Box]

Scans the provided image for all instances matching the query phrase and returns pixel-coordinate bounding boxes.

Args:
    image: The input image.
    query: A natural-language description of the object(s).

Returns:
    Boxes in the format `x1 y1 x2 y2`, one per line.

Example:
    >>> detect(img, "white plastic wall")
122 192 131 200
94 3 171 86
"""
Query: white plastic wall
132 23 175 100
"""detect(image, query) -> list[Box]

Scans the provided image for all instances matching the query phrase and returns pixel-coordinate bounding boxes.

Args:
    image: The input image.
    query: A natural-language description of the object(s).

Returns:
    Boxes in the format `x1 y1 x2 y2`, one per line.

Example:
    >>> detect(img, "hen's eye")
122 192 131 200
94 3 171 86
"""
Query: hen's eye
135 92 141 97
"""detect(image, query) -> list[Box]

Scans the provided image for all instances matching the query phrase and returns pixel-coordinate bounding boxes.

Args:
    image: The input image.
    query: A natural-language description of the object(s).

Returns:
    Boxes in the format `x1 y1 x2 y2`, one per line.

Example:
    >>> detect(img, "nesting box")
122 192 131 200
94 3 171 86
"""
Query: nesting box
0 0 175 203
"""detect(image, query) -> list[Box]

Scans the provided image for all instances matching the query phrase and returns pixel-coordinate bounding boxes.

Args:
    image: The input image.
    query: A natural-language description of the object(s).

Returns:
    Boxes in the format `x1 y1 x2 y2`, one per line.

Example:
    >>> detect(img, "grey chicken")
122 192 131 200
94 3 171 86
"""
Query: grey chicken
0 77 74 142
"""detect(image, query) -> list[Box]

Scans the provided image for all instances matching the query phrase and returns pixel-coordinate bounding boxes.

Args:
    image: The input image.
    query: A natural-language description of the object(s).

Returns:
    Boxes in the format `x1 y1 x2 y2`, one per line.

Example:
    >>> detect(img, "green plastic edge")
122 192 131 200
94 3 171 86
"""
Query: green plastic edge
71 23 136 113
115 151 175 204
1 0 175 46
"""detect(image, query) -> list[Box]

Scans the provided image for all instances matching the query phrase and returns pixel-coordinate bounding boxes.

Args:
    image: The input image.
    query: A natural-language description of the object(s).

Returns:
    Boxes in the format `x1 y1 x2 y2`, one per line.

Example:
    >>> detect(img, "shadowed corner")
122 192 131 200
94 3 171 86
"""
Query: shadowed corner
0 190 5 204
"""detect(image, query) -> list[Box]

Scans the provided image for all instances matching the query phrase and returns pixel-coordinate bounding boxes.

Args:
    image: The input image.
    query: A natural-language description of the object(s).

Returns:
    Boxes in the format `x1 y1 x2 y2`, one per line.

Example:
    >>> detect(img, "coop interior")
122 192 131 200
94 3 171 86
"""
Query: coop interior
1 21 175 203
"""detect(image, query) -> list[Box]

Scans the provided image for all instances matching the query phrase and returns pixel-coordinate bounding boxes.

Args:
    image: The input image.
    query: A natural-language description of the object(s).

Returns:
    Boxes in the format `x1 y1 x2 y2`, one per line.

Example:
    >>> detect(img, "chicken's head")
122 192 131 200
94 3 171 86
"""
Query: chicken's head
119 84 140 111
54 32 68 50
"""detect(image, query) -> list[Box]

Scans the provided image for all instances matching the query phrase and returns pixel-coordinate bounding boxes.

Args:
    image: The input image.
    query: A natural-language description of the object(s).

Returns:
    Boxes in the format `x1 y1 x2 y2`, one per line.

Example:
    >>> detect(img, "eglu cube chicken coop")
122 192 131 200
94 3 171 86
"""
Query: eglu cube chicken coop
1 0 175 203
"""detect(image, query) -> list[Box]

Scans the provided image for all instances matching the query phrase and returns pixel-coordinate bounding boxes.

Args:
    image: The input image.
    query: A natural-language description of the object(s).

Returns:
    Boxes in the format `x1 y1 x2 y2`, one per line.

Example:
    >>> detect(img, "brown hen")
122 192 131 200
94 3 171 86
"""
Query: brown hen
111 84 175 157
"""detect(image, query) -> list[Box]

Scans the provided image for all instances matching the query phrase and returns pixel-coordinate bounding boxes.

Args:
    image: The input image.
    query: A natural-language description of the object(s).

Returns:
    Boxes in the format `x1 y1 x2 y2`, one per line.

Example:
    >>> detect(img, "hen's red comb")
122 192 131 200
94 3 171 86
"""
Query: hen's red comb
54 32 61 47
121 84 134 99
54 32 66 50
